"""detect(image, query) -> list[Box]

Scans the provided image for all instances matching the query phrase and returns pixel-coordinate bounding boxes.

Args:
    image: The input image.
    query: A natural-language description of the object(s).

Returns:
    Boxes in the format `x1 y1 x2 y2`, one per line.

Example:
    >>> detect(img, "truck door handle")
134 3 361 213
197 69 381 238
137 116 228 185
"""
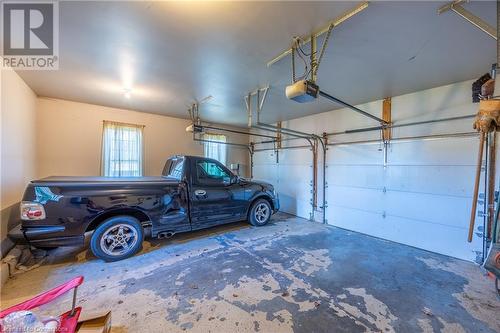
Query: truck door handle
195 190 206 197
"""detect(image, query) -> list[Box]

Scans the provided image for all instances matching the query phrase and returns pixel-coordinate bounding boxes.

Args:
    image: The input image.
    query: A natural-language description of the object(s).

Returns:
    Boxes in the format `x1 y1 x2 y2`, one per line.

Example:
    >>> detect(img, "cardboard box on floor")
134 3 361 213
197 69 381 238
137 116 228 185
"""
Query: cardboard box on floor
76 312 111 333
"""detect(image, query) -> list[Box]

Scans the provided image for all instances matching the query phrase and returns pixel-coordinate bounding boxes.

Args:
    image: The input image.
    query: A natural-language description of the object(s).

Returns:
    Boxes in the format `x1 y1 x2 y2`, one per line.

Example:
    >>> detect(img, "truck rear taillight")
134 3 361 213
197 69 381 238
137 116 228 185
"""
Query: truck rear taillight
20 202 46 220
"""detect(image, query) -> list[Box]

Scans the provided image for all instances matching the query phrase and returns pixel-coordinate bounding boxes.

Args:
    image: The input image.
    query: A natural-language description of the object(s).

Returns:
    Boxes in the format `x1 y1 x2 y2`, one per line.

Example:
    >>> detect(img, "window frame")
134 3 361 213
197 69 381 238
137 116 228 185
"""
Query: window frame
202 133 227 166
101 120 145 177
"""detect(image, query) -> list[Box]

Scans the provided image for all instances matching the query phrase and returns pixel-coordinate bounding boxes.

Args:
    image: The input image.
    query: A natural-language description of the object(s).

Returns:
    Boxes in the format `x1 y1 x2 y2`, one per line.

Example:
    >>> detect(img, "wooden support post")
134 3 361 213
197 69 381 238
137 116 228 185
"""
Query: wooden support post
469 131 486 242
275 122 282 165
382 97 392 142
471 100 500 242
382 98 392 167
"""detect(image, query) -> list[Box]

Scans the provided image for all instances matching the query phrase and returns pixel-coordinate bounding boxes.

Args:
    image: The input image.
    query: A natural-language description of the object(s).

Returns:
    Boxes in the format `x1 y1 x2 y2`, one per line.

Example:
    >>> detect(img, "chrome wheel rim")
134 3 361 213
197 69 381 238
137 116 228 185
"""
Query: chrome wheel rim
100 223 138 256
254 203 270 224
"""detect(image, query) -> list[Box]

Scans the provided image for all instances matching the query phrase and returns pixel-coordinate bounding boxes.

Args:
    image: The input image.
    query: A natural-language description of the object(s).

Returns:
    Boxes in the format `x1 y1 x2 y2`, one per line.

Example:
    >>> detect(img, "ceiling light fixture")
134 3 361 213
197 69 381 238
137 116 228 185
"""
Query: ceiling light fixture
120 51 135 100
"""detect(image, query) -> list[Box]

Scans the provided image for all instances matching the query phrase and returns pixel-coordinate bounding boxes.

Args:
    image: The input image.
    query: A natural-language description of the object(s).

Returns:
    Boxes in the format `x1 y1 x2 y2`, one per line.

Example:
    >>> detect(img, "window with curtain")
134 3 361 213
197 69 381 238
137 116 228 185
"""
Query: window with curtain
101 121 144 177
203 133 227 165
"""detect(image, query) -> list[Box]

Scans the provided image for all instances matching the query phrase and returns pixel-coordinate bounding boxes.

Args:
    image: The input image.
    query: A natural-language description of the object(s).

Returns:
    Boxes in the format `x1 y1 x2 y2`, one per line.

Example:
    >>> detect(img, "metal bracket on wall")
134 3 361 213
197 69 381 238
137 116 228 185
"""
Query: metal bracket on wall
274 142 279 164
438 0 497 40
250 142 255 179
277 121 282 149
322 132 328 146
245 86 270 127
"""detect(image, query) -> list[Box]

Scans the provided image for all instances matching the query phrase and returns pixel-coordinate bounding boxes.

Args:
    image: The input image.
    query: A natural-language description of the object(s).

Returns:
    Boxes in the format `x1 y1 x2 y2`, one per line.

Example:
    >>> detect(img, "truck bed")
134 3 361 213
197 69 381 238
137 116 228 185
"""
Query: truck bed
32 176 179 186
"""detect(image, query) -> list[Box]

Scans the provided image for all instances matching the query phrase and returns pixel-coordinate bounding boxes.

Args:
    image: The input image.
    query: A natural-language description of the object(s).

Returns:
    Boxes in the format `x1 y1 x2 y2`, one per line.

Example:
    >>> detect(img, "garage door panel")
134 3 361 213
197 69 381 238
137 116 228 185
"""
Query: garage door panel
328 186 385 213
384 191 472 229
327 165 386 189
276 149 313 218
329 206 386 237
252 165 277 184
279 194 311 219
327 164 477 197
277 181 312 201
386 165 477 197
328 185 474 229
253 164 277 175
278 164 313 181
253 151 277 165
328 145 384 165
388 137 479 166
253 149 313 220
381 215 480 261
328 206 481 261
278 148 313 164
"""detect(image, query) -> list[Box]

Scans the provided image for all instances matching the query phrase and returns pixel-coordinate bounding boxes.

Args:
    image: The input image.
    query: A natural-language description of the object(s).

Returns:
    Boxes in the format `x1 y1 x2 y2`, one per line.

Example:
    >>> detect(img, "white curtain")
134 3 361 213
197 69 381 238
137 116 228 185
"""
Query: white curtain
203 133 227 165
101 121 144 177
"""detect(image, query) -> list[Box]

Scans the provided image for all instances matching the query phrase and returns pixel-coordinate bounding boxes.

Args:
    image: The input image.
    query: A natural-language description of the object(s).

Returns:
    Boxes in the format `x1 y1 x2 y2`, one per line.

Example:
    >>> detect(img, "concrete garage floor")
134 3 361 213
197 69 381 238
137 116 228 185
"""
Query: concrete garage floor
1 213 499 332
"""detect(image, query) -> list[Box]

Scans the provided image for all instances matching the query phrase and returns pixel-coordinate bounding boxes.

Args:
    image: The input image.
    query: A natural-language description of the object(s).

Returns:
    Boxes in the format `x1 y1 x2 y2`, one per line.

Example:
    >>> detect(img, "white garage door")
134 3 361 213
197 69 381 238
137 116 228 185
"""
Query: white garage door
326 135 484 262
253 147 314 220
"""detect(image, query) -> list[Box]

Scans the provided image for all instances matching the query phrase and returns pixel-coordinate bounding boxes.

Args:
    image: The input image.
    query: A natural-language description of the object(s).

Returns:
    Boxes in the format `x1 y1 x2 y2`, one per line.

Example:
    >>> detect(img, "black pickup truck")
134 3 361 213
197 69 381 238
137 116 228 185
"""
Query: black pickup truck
10 155 279 261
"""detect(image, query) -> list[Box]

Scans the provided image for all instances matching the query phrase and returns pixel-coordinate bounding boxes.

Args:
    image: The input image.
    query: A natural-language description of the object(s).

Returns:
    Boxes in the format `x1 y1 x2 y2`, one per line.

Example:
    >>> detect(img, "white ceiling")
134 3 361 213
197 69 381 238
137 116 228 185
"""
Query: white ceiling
16 1 497 126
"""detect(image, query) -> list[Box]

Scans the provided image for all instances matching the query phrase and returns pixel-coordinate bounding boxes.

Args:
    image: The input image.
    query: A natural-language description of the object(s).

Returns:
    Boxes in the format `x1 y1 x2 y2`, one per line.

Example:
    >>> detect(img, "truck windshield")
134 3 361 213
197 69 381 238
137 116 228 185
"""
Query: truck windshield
163 157 184 180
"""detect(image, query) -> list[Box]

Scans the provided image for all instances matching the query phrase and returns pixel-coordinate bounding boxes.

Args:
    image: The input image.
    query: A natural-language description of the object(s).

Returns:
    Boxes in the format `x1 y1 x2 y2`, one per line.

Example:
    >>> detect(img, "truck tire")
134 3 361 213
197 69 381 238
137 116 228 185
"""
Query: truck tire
248 199 272 226
90 216 144 262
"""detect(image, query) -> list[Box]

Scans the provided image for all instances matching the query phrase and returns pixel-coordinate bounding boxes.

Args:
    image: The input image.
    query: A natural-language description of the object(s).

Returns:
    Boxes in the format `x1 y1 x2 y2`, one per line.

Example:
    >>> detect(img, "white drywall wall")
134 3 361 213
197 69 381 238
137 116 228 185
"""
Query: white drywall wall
36 98 250 178
253 80 486 261
1 69 38 256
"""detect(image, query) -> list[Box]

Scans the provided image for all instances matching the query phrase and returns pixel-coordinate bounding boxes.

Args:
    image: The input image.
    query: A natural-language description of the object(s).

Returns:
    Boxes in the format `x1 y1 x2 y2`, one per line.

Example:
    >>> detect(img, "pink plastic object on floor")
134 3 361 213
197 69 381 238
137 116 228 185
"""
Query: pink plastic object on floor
0 276 84 333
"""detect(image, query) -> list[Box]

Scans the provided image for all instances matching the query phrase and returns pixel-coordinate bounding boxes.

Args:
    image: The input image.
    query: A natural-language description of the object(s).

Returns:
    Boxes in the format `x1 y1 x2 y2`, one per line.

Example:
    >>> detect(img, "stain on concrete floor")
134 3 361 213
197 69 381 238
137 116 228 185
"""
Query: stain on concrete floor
1 213 499 332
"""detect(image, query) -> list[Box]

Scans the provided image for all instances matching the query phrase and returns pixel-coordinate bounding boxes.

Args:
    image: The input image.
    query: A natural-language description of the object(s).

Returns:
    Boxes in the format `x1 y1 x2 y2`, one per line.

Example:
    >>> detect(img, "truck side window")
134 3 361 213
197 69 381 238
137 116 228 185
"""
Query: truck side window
169 160 184 180
164 158 184 180
162 160 172 176
196 161 231 186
